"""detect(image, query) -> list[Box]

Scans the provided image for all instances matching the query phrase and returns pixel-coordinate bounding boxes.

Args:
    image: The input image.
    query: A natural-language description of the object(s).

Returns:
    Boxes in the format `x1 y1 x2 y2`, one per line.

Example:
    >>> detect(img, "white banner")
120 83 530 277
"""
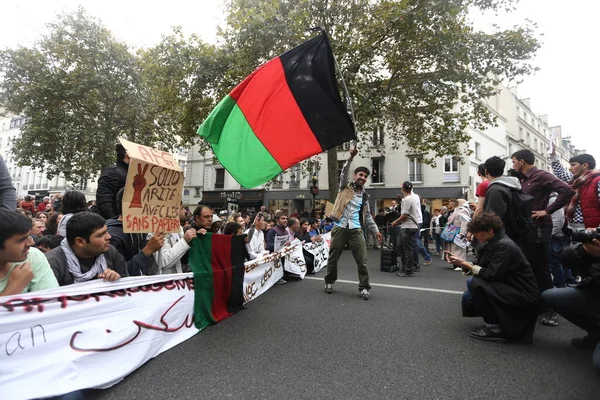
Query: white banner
0 244 302 399
302 232 332 273
0 274 199 400
283 239 307 279
274 235 288 252
242 250 289 303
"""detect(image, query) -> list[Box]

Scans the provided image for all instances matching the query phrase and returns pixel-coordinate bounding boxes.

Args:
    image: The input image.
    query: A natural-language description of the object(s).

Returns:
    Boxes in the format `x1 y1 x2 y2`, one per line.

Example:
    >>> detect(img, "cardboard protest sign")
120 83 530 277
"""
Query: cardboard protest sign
119 139 184 233
324 201 334 217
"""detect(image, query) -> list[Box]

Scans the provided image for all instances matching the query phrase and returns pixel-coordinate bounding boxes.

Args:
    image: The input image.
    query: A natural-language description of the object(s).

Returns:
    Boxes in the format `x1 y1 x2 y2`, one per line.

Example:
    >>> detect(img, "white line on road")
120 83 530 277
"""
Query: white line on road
304 276 463 295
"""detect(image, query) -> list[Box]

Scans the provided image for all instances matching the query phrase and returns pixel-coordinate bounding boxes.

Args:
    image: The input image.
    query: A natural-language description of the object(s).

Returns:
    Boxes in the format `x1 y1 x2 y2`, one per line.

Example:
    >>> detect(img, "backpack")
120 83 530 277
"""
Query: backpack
507 188 534 238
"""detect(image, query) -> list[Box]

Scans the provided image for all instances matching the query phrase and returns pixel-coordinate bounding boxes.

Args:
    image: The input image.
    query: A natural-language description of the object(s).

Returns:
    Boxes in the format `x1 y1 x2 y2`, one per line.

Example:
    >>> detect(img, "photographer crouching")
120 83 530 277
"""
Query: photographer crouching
542 228 600 369
448 212 540 343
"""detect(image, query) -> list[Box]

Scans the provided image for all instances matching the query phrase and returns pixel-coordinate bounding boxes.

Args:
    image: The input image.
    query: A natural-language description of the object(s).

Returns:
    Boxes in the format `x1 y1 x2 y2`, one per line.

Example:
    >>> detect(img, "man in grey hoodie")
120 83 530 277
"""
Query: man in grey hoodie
483 156 524 244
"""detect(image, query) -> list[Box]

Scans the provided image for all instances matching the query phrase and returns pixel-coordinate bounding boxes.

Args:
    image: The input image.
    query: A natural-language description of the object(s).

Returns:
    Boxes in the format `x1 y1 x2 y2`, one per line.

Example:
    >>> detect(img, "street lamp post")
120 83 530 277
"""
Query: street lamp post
310 173 319 212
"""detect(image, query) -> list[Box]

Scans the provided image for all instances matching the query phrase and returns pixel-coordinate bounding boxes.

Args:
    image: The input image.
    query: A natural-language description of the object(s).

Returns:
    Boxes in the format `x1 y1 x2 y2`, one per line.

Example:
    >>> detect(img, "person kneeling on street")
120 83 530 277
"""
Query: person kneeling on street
542 234 600 369
46 212 127 286
449 212 539 343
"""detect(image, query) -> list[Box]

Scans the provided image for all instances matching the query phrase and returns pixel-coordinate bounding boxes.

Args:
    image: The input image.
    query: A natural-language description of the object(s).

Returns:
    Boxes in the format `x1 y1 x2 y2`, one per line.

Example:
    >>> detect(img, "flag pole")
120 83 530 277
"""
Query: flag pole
308 27 358 148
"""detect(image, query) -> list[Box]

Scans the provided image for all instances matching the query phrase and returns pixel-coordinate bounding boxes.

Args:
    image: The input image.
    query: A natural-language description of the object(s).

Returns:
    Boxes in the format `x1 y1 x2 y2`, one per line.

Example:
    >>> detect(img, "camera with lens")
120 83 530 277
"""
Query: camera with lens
571 227 600 243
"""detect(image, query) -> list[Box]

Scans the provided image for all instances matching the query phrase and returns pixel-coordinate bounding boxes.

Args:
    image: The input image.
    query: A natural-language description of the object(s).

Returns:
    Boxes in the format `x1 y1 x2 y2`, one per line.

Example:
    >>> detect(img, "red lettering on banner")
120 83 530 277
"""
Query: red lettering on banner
0 278 194 314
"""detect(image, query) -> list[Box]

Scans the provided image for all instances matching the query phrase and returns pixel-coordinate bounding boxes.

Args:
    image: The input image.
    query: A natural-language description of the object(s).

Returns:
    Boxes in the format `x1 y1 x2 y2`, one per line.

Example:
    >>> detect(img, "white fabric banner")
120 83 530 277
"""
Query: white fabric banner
0 243 301 399
242 248 293 303
0 274 199 400
302 232 332 273
283 239 307 279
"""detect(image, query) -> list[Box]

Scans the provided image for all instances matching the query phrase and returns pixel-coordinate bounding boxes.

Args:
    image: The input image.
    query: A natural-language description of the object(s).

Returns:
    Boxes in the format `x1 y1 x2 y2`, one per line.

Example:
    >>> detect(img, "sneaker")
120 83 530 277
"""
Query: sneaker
571 335 600 349
540 311 559 327
424 260 432 266
360 289 370 300
453 267 462 271
325 283 333 294
396 271 414 277
434 252 440 256
276 278 287 285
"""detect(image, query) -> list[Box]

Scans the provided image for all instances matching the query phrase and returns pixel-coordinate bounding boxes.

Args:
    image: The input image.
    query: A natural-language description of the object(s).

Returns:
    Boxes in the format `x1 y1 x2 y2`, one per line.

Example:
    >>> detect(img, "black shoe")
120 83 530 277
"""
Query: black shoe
325 283 333 294
468 326 508 343
414 266 421 272
396 271 414 277
276 279 287 285
571 335 600 349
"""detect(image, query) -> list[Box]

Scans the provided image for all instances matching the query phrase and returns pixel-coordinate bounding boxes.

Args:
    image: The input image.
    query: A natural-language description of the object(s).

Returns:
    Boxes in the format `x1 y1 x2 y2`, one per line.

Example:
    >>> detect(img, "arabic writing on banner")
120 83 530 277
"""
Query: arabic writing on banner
120 139 184 234
0 245 303 399
302 232 332 273
283 239 307 279
0 275 199 400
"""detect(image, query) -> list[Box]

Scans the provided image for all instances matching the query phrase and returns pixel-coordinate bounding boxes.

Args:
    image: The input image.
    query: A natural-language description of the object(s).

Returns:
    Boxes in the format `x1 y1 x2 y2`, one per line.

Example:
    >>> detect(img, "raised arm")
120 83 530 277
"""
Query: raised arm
339 148 358 189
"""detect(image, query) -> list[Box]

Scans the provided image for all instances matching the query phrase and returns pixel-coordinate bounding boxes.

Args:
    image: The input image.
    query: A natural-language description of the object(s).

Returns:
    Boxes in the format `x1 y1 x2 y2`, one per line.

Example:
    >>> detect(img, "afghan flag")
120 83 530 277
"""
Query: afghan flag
197 32 356 188
188 233 247 330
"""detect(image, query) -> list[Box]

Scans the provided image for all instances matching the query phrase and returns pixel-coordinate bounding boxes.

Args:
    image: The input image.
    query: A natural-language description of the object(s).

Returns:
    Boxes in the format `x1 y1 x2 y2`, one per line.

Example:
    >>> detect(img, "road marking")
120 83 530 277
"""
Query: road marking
304 276 463 295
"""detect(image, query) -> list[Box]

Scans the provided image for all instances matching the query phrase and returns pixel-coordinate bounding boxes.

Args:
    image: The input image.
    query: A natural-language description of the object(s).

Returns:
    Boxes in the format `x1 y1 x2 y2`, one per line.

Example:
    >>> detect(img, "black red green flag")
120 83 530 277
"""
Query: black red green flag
188 233 246 330
197 31 356 188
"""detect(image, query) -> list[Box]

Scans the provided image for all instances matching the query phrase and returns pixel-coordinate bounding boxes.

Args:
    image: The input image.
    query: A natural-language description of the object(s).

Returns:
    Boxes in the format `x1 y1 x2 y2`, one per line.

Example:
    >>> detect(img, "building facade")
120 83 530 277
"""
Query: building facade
183 82 583 216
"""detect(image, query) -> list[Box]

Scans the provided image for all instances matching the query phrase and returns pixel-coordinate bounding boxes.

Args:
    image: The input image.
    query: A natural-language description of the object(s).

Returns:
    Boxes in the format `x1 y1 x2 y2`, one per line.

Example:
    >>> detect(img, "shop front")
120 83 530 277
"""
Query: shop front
200 189 265 214
263 189 331 218
369 186 465 213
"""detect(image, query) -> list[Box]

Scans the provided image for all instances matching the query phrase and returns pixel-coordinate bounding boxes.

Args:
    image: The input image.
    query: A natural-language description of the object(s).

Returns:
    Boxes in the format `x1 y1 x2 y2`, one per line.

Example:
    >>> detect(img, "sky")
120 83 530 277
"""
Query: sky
0 0 597 161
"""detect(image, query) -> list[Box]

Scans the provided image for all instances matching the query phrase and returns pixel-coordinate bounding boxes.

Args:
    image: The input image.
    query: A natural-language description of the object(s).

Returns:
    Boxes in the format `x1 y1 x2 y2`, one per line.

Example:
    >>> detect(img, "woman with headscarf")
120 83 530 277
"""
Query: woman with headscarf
443 198 472 269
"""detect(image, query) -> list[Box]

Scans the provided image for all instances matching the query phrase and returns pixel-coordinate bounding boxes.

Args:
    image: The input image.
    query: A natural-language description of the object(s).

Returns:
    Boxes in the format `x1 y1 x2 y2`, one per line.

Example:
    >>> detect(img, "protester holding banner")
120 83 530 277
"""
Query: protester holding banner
246 213 269 260
148 226 196 275
266 211 289 285
191 204 213 234
46 212 127 286
0 209 59 295
324 148 382 300
107 188 165 276
97 143 130 220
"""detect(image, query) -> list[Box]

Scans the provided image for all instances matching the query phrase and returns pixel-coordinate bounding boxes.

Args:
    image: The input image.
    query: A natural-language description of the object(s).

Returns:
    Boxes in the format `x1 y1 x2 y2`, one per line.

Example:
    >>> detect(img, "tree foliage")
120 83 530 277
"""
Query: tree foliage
0 8 155 180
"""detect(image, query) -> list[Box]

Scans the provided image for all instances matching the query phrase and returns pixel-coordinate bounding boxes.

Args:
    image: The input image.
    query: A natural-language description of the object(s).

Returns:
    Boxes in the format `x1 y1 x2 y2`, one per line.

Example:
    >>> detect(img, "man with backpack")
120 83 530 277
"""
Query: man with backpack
511 150 575 326
483 156 526 243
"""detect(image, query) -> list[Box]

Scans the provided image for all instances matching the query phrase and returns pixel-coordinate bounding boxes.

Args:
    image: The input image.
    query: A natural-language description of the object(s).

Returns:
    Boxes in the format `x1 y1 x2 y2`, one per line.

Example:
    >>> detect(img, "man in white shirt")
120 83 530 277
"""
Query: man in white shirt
391 181 421 277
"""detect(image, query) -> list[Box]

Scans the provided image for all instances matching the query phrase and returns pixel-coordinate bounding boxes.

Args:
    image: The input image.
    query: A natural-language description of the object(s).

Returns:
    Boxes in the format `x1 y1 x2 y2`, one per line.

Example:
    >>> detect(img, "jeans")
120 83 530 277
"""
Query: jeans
414 226 431 263
433 233 442 254
399 228 417 273
548 236 575 287
325 226 370 290
541 287 600 335
522 224 554 293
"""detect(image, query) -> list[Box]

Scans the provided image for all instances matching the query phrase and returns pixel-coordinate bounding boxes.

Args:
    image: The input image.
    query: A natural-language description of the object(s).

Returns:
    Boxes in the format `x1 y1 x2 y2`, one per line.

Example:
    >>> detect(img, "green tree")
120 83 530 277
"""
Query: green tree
219 0 540 201
0 8 152 181
137 28 231 153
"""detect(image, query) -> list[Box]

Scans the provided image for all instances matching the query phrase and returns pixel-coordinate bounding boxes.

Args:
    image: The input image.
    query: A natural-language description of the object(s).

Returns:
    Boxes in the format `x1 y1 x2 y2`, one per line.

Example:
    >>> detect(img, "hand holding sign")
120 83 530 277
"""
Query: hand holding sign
129 164 149 208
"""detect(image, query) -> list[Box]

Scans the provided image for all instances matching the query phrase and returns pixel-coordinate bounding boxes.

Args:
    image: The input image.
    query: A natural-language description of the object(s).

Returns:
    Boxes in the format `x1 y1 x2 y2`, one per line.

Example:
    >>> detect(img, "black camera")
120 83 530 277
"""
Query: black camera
571 227 600 243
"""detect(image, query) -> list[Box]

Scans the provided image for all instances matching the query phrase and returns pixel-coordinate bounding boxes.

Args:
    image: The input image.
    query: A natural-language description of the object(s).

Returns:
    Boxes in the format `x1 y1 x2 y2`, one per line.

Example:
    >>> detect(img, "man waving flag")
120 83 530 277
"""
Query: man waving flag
197 31 356 188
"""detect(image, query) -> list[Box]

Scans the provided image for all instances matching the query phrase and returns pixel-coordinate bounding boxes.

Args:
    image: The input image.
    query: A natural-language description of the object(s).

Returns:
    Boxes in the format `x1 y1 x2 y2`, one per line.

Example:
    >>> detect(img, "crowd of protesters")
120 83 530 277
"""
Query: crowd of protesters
1 142 600 383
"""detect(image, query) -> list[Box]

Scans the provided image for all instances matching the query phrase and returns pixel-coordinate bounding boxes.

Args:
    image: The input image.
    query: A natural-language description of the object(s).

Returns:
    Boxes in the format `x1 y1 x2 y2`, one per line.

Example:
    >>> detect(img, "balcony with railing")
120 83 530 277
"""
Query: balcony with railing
408 174 423 183
272 181 283 189
289 180 300 188
443 172 460 183
371 173 385 185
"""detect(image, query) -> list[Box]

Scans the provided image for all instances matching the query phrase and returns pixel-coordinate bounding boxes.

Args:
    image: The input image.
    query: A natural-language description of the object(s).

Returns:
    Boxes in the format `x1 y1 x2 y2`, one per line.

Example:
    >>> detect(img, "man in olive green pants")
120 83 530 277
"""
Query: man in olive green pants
324 149 381 300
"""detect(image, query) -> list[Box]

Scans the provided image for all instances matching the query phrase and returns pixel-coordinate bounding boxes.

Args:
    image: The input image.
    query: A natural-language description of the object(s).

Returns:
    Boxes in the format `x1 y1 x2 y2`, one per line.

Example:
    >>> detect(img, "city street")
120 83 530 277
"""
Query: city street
89 249 600 400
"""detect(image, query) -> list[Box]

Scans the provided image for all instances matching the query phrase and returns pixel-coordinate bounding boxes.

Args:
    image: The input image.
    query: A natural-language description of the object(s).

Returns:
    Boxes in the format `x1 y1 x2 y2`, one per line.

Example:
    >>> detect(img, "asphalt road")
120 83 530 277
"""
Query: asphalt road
88 249 600 400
